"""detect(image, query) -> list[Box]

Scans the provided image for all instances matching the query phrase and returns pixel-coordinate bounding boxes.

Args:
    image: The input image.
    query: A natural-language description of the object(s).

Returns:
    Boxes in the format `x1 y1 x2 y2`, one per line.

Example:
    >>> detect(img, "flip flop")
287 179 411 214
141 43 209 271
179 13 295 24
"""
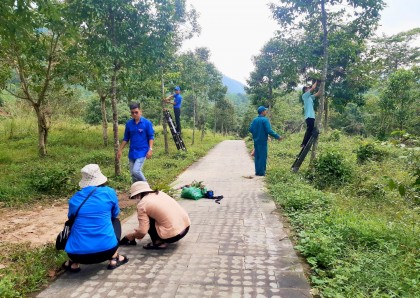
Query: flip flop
142 242 167 250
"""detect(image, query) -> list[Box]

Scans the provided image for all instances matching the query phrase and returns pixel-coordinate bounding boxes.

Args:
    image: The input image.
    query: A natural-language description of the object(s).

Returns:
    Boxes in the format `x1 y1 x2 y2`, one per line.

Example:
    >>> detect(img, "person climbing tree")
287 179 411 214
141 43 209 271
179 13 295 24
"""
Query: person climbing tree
301 80 321 148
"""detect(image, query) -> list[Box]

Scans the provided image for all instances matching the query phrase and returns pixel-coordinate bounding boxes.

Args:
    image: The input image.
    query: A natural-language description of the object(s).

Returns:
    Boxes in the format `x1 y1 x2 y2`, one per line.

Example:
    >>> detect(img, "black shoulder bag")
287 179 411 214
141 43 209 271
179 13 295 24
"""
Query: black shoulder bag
55 187 98 250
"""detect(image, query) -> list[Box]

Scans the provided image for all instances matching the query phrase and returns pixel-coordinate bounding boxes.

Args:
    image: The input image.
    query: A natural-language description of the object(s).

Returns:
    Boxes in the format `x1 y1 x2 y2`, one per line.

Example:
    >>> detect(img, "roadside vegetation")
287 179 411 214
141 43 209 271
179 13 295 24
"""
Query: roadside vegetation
0 116 230 297
262 131 419 297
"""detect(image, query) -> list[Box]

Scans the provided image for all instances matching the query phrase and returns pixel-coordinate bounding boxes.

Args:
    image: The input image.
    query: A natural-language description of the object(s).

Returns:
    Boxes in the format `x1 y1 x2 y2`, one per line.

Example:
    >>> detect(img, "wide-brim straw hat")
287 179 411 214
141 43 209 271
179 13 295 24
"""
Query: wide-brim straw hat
130 181 153 198
79 164 108 188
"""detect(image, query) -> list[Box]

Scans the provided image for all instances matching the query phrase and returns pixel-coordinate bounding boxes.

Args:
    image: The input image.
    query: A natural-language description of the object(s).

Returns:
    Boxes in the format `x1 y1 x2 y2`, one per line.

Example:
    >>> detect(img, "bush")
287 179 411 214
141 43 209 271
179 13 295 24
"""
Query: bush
355 142 386 164
29 167 76 195
307 151 353 189
327 129 341 142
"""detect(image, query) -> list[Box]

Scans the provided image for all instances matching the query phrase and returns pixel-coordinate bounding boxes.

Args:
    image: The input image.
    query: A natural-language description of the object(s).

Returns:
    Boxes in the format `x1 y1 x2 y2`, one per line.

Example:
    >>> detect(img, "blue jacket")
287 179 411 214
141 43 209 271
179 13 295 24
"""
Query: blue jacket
123 117 154 160
249 115 280 144
65 186 120 254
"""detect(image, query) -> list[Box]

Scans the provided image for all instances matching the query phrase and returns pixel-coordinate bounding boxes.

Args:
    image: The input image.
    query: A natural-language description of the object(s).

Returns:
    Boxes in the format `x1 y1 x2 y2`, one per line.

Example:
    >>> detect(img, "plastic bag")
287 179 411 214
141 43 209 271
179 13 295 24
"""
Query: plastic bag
181 186 207 200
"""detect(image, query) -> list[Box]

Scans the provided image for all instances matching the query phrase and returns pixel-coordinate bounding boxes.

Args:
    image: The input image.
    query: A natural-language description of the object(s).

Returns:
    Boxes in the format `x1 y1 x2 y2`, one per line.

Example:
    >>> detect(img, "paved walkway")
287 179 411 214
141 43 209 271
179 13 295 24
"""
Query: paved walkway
38 140 311 298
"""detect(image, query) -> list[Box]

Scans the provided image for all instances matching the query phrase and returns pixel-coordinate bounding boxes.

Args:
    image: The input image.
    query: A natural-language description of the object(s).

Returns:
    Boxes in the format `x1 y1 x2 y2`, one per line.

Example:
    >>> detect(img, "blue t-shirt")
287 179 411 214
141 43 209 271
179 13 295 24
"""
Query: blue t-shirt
65 186 120 254
249 115 280 145
302 91 315 119
173 93 182 109
123 117 154 160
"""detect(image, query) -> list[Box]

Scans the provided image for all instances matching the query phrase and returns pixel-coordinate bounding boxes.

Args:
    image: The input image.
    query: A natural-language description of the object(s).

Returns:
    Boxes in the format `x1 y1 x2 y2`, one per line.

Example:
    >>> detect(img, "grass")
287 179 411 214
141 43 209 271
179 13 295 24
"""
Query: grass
0 116 232 297
262 131 420 297
0 117 231 206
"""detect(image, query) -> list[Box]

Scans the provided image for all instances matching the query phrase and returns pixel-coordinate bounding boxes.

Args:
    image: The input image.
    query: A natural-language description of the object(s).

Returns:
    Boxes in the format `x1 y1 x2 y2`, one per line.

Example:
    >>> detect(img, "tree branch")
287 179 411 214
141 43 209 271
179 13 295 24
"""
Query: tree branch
4 88 30 101
39 32 61 105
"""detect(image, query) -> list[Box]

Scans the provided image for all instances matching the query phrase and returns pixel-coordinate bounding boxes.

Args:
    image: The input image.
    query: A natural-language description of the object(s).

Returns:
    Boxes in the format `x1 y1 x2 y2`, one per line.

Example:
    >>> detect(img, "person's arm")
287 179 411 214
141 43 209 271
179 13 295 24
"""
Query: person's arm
146 139 154 159
309 81 317 92
146 121 154 159
111 189 120 219
117 140 128 160
125 205 149 240
263 118 281 140
163 94 174 104
117 124 130 160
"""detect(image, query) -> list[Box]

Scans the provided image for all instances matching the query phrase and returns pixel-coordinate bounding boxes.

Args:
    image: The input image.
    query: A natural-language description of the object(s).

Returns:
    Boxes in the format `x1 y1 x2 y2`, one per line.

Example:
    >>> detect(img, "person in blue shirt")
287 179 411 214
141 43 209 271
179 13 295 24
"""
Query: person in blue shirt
62 164 128 272
249 106 283 176
117 103 154 182
164 86 183 134
301 81 321 147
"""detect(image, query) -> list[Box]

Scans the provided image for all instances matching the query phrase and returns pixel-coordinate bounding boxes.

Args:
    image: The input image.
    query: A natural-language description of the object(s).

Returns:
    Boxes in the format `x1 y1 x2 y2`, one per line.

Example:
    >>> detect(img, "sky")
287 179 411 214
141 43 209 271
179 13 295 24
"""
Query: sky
181 0 420 85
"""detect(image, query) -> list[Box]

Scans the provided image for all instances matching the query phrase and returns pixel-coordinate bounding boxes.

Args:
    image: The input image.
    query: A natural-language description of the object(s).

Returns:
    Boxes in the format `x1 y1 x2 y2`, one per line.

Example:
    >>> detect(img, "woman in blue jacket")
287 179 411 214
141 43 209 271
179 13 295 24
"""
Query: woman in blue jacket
62 164 128 273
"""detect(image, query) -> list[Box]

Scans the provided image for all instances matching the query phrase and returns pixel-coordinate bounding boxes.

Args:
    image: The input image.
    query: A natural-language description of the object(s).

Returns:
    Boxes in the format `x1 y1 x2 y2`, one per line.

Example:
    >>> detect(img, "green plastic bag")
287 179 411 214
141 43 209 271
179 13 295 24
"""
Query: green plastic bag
181 186 207 200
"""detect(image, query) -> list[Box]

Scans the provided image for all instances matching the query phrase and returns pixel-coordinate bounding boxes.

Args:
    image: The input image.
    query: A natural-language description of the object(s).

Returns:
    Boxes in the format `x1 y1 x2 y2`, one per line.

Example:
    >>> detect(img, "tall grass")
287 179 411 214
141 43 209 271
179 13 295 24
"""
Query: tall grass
264 132 419 297
0 117 231 206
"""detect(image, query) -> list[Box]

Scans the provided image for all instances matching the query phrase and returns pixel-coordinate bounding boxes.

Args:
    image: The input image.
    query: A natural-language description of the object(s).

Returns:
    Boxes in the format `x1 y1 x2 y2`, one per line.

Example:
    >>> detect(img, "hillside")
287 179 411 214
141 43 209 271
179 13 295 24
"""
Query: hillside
222 75 246 94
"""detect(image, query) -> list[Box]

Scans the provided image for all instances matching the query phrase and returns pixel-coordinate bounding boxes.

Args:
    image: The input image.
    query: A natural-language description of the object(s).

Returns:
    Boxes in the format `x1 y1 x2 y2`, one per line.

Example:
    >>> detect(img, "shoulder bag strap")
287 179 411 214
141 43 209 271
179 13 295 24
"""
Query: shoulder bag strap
70 186 98 222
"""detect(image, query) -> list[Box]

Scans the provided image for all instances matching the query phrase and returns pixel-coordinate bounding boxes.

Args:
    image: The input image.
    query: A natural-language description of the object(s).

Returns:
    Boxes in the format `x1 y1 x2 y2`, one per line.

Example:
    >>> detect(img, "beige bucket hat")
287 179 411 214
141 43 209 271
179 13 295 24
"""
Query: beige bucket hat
130 181 153 198
79 164 108 188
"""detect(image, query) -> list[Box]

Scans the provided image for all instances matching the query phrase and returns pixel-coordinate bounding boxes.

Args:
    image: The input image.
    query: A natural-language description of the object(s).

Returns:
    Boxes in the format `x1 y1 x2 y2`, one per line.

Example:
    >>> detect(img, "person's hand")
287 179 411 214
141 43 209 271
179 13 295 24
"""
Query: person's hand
117 150 122 160
278 136 284 141
120 236 137 246
146 149 153 159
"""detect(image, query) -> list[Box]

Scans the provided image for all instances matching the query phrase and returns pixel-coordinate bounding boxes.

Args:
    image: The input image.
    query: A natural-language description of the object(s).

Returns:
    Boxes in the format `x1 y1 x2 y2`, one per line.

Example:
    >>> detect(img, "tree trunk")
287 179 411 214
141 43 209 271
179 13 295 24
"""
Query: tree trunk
214 106 217 135
201 97 206 142
161 75 169 154
111 64 121 176
310 0 328 163
324 96 329 131
100 94 108 146
34 105 49 156
192 91 196 145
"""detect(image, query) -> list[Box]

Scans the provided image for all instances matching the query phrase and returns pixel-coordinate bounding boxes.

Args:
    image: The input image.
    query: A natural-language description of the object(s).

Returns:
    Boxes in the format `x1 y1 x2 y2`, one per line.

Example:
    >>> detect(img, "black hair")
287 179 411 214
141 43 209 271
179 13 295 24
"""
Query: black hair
129 102 140 110
140 189 159 199
302 86 308 93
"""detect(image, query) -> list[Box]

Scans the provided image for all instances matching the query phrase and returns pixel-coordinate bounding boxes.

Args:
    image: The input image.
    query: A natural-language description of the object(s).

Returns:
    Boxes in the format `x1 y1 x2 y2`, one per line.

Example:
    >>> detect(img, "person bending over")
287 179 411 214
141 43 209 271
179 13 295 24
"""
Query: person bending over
120 181 191 249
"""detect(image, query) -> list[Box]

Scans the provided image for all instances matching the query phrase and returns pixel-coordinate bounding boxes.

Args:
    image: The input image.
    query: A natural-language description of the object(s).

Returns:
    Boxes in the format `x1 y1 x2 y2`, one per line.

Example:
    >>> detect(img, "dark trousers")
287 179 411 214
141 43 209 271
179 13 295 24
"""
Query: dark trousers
68 246 118 264
148 217 189 244
174 108 181 134
301 118 315 147
254 143 268 176
67 218 121 264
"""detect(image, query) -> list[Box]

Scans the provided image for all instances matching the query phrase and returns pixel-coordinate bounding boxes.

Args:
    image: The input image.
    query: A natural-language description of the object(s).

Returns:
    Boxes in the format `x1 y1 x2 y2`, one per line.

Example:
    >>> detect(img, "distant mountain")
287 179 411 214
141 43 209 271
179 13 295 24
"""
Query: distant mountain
222 75 246 94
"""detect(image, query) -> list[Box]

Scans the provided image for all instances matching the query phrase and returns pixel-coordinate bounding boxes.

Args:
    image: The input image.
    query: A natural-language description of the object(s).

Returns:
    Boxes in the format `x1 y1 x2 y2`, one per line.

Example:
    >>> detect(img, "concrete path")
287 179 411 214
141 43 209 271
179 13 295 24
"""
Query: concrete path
38 140 311 298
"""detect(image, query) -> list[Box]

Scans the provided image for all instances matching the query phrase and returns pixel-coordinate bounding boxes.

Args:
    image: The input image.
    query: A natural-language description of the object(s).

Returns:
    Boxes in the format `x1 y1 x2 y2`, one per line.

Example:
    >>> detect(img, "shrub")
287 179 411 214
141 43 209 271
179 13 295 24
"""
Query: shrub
308 151 353 189
29 167 76 195
355 143 386 163
327 129 341 142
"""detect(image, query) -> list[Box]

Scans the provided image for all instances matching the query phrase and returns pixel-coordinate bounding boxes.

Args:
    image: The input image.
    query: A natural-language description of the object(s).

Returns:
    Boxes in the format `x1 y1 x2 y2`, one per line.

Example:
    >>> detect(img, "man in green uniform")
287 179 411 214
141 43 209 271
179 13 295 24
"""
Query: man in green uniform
249 106 283 176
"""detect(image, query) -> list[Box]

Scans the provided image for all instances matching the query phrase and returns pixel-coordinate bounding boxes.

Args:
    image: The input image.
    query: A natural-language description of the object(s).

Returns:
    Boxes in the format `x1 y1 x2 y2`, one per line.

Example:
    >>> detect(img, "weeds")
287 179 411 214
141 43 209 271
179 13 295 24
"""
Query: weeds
266 133 420 297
